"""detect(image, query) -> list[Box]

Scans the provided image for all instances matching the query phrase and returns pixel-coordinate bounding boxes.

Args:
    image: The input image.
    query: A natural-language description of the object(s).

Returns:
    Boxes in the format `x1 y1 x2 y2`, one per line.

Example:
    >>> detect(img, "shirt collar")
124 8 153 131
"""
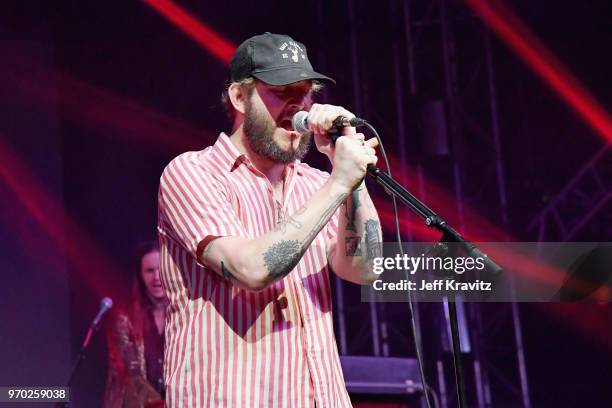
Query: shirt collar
214 132 245 172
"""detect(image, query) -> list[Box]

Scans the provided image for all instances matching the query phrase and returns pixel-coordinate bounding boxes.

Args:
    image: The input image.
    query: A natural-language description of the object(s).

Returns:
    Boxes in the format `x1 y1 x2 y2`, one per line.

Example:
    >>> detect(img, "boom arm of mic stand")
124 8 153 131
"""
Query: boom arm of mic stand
366 165 502 274
366 164 502 408
367 166 438 222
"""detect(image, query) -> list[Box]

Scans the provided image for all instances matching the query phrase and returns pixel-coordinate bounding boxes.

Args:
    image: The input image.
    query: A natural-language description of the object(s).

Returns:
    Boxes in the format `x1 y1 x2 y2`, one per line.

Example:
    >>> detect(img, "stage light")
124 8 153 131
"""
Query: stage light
143 0 236 65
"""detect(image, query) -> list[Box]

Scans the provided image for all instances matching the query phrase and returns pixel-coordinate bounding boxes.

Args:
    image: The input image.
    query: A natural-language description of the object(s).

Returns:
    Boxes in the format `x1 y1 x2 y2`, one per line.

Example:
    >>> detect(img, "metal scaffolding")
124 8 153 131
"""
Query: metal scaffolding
322 0 532 406
528 143 612 242
313 0 533 406
399 1 530 406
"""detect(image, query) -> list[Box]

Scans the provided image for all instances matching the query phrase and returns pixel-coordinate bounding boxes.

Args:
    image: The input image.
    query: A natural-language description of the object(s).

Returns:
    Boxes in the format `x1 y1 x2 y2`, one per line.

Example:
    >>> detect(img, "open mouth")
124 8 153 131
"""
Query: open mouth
279 119 293 131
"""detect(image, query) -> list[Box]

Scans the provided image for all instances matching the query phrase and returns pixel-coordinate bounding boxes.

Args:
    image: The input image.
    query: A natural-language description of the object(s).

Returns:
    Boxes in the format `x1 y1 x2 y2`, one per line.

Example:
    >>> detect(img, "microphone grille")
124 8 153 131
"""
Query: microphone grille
101 297 113 309
292 111 310 135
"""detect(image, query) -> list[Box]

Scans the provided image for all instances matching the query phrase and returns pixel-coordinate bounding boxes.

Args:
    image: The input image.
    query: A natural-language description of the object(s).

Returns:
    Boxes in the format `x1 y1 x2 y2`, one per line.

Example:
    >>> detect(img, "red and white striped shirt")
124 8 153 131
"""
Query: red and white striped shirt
157 133 352 407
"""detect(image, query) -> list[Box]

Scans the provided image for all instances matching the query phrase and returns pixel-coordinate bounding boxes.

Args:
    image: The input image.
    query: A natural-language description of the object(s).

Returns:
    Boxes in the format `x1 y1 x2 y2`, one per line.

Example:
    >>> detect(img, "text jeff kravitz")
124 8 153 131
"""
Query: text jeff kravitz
372 279 492 292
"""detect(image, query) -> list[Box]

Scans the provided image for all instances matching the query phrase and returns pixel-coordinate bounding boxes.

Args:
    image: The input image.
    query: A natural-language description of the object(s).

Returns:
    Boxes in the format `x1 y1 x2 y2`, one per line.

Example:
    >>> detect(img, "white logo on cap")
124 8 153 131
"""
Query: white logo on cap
279 41 305 63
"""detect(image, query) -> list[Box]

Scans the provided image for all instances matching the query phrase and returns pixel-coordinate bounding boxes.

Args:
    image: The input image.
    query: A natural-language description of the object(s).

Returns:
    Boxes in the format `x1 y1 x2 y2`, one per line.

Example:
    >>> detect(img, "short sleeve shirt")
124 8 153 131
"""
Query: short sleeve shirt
157 133 351 407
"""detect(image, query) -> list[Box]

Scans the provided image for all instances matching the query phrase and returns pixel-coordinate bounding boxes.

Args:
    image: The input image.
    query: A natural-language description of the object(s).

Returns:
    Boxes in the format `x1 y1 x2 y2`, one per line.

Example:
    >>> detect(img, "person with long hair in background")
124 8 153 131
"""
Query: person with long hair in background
104 240 166 408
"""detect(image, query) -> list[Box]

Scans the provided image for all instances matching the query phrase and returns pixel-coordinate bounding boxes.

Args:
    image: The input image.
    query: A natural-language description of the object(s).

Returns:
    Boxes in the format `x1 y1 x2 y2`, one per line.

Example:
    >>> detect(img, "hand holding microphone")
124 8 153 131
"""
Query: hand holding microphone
292 104 378 191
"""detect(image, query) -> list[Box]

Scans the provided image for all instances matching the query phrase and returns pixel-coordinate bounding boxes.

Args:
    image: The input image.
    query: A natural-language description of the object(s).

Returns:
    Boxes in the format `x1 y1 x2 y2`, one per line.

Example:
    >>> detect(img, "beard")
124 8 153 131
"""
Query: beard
243 97 312 164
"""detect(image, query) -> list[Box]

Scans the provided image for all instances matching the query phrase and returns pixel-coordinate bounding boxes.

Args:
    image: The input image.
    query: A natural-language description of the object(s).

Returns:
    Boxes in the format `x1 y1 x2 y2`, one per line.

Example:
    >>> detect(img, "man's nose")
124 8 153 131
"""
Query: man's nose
287 99 306 117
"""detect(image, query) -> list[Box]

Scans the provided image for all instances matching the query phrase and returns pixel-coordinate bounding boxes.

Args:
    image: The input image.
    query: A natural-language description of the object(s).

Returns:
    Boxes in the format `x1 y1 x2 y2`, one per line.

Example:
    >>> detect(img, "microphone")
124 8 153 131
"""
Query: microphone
292 110 366 139
91 297 113 328
67 297 114 391
80 297 113 351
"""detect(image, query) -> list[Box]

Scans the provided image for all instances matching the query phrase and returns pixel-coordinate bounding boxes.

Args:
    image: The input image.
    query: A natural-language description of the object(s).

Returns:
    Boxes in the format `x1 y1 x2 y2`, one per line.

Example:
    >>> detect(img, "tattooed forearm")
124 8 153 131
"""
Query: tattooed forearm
262 240 301 280
345 236 362 256
274 208 305 234
364 192 374 209
301 193 348 247
364 219 382 261
344 189 362 232
262 192 348 280
287 216 303 229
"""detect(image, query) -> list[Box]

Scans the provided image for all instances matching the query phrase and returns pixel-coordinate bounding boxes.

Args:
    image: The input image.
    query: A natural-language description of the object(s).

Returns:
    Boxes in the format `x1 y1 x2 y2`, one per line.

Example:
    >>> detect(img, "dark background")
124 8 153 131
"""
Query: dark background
1 0 611 406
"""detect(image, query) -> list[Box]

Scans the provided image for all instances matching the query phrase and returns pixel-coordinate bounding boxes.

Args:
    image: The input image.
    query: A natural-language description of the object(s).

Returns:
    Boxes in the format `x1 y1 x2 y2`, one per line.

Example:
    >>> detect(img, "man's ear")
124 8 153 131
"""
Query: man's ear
228 82 248 115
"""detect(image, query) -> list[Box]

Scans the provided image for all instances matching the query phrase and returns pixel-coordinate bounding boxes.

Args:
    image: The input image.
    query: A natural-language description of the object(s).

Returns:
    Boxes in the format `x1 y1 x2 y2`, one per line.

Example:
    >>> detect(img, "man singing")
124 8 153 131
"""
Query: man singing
158 32 382 407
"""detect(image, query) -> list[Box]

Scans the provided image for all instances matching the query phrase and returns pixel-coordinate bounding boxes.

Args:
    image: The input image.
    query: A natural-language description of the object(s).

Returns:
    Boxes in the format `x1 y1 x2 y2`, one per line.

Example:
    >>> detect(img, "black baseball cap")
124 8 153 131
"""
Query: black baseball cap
229 32 335 86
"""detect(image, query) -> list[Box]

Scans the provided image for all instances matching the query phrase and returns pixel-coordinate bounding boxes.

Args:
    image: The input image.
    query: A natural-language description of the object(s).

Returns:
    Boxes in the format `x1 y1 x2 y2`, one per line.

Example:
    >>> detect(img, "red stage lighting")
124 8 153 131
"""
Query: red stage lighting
143 0 236 65
465 0 612 143
0 135 121 298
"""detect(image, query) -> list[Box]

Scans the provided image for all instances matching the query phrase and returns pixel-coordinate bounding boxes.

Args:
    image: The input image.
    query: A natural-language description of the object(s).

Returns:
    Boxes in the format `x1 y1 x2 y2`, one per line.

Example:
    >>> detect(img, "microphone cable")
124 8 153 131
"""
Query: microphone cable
363 121 437 408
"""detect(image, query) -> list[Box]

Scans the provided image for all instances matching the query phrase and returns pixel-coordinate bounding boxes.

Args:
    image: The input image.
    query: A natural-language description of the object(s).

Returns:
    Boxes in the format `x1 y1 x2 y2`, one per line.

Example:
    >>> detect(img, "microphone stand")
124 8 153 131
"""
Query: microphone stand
57 315 106 407
366 165 502 408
